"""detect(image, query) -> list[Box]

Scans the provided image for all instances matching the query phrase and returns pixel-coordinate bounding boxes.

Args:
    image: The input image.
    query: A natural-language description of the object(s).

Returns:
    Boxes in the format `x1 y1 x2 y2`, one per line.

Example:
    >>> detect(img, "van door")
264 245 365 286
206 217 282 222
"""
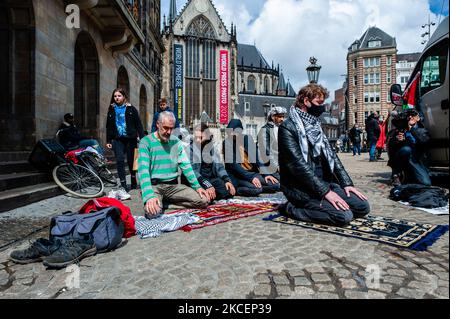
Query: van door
418 38 449 167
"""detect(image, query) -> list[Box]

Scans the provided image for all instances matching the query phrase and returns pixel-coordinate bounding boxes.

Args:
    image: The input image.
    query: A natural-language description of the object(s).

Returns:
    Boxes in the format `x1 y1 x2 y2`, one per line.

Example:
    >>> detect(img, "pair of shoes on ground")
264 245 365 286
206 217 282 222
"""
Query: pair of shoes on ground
9 236 96 269
108 187 131 200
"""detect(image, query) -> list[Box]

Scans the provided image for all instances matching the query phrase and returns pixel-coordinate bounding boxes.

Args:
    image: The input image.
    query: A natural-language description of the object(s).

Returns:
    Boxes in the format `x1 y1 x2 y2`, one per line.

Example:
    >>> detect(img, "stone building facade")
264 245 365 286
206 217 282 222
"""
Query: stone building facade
347 26 397 128
161 0 238 129
396 52 421 90
0 0 163 152
234 43 296 140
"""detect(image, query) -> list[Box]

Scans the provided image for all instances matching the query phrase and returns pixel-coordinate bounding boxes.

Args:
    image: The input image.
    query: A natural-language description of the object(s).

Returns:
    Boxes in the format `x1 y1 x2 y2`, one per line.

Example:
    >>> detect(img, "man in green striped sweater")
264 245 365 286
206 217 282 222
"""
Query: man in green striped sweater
137 112 209 217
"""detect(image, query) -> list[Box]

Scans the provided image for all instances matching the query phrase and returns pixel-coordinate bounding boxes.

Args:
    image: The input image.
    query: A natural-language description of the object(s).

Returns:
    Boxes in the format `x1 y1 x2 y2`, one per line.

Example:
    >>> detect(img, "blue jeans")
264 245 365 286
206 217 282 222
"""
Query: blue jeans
79 139 104 156
353 143 361 155
369 141 377 160
393 146 431 186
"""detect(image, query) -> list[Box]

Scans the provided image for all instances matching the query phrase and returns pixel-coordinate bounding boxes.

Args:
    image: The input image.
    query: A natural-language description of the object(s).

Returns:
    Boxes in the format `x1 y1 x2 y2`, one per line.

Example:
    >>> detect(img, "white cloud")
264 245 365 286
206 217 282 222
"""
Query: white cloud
167 0 446 100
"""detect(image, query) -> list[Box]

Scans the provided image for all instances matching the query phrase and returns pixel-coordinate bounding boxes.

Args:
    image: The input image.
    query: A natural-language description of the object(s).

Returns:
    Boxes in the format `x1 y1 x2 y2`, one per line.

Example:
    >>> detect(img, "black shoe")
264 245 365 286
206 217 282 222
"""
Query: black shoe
278 203 289 217
369 159 378 162
9 238 62 264
390 174 402 187
43 236 96 269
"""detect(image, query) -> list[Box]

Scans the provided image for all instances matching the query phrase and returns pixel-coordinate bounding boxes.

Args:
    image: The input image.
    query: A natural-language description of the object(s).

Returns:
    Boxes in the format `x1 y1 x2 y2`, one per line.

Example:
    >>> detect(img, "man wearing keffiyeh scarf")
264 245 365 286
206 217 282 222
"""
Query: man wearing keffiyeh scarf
278 84 370 226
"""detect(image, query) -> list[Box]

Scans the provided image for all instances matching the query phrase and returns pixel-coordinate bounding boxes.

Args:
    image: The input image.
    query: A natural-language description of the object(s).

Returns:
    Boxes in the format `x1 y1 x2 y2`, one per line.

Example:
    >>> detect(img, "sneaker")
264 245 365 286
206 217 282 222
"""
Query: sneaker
43 236 97 269
390 174 402 187
107 190 118 199
9 238 62 264
116 188 131 200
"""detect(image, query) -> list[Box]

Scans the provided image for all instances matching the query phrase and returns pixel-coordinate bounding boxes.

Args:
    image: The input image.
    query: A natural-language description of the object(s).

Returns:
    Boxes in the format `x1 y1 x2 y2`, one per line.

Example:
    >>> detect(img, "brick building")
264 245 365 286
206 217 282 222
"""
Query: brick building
347 26 397 128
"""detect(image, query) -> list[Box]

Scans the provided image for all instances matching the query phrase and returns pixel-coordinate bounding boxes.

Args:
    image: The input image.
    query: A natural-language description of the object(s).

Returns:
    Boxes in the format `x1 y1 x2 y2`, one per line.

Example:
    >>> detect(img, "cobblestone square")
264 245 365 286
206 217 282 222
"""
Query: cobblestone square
0 154 448 299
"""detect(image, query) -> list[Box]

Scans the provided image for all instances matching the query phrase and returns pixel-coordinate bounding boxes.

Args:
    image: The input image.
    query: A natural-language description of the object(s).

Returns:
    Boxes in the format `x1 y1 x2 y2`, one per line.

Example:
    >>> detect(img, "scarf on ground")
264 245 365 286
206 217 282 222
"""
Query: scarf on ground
134 213 200 239
289 106 335 171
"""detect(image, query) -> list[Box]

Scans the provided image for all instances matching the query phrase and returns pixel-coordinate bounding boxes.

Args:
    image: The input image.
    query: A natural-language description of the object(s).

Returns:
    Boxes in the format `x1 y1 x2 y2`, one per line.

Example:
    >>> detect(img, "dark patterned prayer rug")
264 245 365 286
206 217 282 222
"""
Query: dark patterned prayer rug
167 203 279 232
264 214 449 251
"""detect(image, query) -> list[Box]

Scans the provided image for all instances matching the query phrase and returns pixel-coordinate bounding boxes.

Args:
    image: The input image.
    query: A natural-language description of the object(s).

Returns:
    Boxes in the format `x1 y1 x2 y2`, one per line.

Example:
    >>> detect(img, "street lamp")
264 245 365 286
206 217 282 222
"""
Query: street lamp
306 56 321 84
421 15 435 45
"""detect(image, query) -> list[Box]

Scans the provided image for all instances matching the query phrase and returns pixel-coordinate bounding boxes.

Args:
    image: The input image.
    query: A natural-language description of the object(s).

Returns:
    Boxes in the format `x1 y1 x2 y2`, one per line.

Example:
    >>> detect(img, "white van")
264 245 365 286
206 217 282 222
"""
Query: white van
390 16 449 174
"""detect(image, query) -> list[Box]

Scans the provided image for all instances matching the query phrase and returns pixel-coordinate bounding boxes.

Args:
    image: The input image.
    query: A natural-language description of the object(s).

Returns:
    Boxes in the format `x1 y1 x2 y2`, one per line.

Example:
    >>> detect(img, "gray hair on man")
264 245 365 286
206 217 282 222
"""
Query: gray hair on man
158 111 176 123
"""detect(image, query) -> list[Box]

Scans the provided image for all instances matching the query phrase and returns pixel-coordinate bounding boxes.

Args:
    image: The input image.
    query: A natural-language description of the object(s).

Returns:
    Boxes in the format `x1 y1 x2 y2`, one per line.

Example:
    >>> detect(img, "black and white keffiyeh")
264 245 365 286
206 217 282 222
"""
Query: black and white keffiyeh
289 106 335 171
135 213 200 239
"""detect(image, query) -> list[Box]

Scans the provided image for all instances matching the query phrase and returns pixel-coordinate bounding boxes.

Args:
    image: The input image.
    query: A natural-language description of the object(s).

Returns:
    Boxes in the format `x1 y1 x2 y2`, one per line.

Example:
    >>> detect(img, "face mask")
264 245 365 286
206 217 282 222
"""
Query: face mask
307 103 326 117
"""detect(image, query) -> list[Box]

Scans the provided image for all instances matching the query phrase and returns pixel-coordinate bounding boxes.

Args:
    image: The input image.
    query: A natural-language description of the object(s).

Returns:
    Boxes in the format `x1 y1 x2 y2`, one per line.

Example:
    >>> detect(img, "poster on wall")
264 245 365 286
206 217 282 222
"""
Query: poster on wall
219 50 229 125
173 44 184 122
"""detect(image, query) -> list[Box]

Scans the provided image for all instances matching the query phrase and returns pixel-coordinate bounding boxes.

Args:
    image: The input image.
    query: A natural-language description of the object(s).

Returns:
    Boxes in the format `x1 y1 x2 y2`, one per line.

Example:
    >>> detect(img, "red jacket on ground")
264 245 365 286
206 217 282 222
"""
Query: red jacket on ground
79 197 136 238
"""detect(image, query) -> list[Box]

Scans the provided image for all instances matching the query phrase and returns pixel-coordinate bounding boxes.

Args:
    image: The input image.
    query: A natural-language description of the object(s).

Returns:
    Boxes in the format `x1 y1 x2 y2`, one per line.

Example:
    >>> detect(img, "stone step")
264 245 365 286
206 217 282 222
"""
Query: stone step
0 151 30 162
0 182 64 213
0 171 53 192
0 161 35 174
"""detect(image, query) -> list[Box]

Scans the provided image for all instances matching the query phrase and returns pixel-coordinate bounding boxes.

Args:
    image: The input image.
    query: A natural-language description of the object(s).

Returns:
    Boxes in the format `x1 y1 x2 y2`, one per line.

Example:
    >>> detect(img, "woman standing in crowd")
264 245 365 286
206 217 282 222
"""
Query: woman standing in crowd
106 88 145 197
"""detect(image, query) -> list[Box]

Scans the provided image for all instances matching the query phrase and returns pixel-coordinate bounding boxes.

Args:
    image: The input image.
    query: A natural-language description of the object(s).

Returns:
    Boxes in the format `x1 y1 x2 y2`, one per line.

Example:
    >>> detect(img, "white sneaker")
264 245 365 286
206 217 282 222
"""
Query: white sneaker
107 190 117 199
116 188 131 201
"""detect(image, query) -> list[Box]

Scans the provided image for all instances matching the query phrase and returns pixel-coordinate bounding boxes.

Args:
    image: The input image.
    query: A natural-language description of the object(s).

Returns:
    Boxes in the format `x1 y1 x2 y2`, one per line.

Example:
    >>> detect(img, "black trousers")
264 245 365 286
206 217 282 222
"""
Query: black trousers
112 137 137 185
283 183 370 227
229 174 280 197
209 178 234 200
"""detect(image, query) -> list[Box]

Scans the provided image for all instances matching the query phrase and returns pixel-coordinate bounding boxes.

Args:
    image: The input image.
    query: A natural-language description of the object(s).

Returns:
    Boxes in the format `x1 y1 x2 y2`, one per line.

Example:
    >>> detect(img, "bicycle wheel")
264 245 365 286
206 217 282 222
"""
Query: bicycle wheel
81 152 117 185
53 163 104 198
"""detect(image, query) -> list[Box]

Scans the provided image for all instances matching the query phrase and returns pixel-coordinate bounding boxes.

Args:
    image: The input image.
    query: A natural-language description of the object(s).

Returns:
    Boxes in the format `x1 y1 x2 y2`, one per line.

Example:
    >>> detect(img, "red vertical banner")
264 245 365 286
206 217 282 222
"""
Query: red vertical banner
219 50 229 124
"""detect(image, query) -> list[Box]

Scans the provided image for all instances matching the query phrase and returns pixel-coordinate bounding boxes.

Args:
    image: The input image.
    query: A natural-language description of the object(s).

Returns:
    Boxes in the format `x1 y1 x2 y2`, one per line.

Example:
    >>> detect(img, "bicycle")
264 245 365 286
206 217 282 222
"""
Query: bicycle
29 139 116 199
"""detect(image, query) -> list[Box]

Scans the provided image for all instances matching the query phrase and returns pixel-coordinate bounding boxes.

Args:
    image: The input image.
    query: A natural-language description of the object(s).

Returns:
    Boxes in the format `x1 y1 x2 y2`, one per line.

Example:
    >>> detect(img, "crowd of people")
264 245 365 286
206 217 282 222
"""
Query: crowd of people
55 82 436 227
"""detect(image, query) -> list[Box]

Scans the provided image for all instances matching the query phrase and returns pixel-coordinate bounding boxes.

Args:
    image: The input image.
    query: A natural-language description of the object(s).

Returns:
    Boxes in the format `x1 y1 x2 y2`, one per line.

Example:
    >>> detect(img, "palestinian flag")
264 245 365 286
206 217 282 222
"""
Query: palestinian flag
402 71 421 110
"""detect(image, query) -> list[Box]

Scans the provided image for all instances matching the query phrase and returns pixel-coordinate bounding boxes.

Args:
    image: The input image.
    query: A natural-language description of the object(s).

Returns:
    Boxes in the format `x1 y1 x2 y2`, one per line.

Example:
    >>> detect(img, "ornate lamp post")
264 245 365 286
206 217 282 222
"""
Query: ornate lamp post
306 57 321 84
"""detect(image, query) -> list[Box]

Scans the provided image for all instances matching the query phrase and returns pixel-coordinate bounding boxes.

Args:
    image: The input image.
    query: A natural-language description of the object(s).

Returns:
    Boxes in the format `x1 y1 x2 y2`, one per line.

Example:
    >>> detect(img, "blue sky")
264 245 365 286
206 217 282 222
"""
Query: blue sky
161 0 449 100
429 0 449 16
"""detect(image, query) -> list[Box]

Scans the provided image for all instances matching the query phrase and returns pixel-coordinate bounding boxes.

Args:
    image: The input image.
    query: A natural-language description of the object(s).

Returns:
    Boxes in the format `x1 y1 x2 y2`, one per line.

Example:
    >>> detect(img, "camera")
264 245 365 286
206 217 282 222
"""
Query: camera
391 109 419 131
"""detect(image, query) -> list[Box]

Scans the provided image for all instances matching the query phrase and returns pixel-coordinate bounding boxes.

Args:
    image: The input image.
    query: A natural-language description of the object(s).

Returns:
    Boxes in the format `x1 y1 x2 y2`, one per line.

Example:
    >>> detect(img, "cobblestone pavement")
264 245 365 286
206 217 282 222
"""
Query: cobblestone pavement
0 154 448 299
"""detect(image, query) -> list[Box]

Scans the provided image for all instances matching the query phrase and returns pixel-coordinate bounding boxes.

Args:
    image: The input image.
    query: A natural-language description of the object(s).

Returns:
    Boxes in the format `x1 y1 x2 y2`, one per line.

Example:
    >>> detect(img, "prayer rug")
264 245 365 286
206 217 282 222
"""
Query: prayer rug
264 214 449 251
167 203 279 232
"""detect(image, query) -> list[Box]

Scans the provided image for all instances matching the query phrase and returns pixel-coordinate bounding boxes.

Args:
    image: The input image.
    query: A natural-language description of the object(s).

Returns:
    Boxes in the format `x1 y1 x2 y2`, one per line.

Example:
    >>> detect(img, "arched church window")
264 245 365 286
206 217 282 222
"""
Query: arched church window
247 75 256 93
186 15 216 39
264 76 269 94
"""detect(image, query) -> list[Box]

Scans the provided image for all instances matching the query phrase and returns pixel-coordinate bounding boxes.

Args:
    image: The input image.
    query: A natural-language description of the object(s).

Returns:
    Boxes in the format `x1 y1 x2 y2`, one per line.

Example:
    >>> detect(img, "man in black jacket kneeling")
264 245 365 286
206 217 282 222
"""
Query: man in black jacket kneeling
278 84 370 226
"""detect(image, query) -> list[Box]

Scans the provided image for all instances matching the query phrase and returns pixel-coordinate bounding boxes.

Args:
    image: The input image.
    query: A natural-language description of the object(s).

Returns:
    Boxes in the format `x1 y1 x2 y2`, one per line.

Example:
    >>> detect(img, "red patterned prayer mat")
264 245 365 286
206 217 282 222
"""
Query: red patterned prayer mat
166 203 279 232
